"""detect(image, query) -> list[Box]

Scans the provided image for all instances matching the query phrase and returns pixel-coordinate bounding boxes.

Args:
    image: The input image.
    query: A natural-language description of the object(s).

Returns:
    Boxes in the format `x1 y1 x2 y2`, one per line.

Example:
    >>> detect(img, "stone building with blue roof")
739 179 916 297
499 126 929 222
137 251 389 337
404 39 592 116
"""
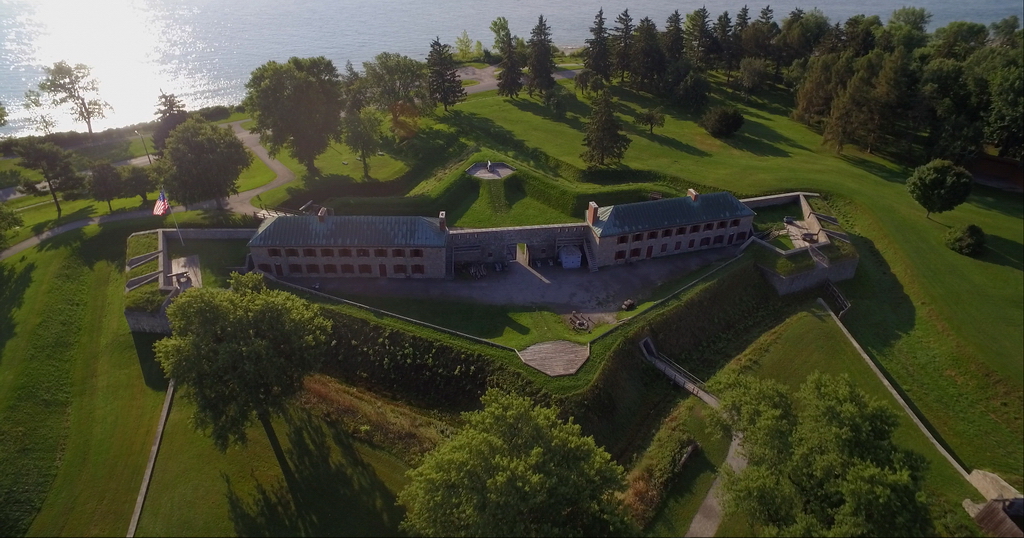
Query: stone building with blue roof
247 189 755 279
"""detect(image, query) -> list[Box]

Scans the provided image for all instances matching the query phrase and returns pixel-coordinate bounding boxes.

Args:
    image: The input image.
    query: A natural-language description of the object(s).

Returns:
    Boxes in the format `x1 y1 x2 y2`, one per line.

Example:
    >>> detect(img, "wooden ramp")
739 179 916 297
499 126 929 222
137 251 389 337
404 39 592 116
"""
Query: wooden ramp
517 341 589 376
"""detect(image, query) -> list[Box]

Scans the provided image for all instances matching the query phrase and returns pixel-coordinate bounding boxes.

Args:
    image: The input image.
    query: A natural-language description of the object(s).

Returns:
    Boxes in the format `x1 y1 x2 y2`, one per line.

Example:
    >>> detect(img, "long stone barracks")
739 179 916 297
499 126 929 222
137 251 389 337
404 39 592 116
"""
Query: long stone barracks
247 189 755 279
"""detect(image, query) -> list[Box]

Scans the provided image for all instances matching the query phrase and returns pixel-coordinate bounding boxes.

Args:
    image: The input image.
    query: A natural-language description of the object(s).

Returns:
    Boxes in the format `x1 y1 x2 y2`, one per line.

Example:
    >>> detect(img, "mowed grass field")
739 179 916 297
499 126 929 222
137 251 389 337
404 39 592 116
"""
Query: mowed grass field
451 82 1023 486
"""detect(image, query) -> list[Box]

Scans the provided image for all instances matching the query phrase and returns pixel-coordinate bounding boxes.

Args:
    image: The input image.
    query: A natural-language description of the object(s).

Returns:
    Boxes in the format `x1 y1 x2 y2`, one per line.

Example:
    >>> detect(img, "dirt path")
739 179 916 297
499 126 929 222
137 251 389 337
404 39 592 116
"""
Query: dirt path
685 435 746 537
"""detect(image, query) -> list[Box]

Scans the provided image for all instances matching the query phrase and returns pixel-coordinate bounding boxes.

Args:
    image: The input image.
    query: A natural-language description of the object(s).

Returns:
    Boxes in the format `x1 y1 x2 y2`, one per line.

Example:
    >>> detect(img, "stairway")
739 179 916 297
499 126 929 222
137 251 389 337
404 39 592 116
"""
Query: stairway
583 240 599 272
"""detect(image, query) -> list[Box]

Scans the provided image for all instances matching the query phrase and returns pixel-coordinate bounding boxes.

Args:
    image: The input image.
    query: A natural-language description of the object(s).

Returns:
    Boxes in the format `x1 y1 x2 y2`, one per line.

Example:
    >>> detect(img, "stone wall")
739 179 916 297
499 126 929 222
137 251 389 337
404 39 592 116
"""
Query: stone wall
761 255 859 295
591 216 755 267
448 223 590 264
251 245 447 279
123 310 171 335
739 192 819 209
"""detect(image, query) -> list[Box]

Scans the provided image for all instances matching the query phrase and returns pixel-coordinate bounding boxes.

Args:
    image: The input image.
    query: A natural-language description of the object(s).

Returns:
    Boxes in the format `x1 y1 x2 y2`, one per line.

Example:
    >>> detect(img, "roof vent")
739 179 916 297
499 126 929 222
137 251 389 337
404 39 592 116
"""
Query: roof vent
439 211 447 232
687 188 699 201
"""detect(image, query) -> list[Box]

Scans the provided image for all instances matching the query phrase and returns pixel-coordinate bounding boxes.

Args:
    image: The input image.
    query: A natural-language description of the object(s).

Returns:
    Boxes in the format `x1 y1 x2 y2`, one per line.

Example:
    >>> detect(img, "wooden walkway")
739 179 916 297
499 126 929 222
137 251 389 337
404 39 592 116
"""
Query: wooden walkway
517 341 589 376
170 255 202 289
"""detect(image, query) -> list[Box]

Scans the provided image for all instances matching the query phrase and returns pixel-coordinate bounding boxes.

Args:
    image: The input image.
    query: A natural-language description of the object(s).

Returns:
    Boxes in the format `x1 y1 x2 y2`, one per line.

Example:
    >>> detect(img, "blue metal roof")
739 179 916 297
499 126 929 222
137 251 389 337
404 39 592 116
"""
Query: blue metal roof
248 215 448 248
590 192 754 237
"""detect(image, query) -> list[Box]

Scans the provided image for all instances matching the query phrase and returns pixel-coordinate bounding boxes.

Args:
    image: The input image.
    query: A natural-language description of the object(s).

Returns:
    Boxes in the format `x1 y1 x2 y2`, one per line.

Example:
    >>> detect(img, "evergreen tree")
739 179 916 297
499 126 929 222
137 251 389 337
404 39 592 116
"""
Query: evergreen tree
427 37 466 112
921 58 987 164
496 37 524 98
685 7 714 70
526 15 556 96
581 90 631 167
872 48 918 153
735 5 751 34
843 14 883 57
152 91 188 154
663 10 685 66
612 10 635 82
713 11 736 79
741 5 780 67
632 17 666 93
986 64 1023 159
490 17 512 53
793 52 856 126
585 9 613 82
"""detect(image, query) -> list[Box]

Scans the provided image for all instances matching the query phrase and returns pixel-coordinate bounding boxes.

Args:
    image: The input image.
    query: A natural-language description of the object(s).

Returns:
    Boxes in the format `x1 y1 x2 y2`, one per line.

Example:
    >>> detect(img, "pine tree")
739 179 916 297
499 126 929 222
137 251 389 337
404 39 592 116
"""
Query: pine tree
496 37 524 98
685 7 713 70
632 17 666 93
713 11 735 79
585 9 613 82
427 37 466 112
581 90 631 167
872 48 917 153
526 15 556 96
612 10 635 82
663 10 685 66
735 5 751 34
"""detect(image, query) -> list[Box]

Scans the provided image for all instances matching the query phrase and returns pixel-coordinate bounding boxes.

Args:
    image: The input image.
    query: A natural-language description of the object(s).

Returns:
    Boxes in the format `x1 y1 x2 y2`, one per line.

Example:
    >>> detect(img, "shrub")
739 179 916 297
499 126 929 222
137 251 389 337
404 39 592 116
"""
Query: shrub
195 105 232 121
944 224 986 256
699 106 744 138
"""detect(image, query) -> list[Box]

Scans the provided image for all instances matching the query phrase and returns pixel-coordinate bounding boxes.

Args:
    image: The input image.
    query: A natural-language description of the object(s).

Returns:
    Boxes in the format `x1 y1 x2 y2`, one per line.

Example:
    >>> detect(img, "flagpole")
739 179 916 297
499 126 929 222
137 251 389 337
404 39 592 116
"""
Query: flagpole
170 205 184 246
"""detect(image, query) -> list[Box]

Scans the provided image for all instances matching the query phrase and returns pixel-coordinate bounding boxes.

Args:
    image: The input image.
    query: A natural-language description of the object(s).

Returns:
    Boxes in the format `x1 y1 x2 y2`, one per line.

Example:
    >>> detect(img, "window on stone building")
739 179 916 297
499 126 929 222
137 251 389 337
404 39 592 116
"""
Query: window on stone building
630 248 641 258
660 243 667 253
662 229 672 238
713 235 724 244
374 248 387 257
324 264 338 273
411 249 424 258
688 239 695 248
730 219 740 227
647 231 658 240
268 248 281 257
674 241 681 251
341 264 354 274
258 263 271 272
306 264 320 273
358 264 372 274
339 248 352 257
394 264 407 274
412 264 425 274
717 221 727 229
700 237 711 247
289 264 302 273
357 249 370 257
286 248 299 257
303 248 316 257
392 249 405 257
736 232 746 241
615 250 626 260
703 223 714 231
617 236 628 244
676 227 686 235
632 233 643 242
321 248 334 257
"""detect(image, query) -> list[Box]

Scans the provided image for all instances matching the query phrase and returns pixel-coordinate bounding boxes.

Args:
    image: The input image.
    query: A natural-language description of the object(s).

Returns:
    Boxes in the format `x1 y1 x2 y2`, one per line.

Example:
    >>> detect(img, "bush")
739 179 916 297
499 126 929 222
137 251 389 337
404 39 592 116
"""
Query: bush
195 105 232 122
699 106 745 138
944 224 986 256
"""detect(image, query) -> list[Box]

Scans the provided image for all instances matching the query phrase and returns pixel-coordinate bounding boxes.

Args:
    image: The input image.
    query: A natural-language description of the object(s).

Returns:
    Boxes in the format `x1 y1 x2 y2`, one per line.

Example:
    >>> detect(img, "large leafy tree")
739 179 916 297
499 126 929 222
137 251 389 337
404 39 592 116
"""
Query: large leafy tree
581 90 631 167
490 16 513 53
343 109 383 179
399 390 633 537
921 58 987 164
526 15 556 97
711 373 932 537
986 64 1023 160
119 165 155 203
363 52 429 137
156 273 332 480
29 61 110 134
14 139 83 218
154 117 251 208
427 37 466 112
0 203 23 251
152 92 189 154
243 56 344 173
906 159 973 218
611 9 634 82
584 9 612 83
496 37 524 98
88 162 122 213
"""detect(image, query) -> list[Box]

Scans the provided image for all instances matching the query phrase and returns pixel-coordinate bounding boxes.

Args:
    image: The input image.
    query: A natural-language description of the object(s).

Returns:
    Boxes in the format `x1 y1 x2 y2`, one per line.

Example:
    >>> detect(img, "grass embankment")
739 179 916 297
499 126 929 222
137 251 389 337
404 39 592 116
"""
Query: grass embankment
452 82 1021 484
70 135 152 164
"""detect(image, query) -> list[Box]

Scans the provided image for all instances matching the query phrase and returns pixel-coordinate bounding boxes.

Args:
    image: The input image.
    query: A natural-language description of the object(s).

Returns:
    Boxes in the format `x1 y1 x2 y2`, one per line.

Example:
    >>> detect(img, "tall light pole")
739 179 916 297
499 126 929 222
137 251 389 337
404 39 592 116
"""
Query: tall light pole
135 130 153 165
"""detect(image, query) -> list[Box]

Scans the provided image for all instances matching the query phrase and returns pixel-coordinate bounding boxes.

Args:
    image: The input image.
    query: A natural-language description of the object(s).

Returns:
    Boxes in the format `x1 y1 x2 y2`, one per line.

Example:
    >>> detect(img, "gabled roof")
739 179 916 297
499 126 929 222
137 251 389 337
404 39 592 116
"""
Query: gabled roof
248 215 447 248
590 192 754 237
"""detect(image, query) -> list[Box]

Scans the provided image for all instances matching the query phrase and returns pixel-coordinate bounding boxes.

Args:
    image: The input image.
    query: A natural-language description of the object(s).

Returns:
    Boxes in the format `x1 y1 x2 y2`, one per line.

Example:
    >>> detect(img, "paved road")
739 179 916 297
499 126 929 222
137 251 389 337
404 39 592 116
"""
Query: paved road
458 65 578 94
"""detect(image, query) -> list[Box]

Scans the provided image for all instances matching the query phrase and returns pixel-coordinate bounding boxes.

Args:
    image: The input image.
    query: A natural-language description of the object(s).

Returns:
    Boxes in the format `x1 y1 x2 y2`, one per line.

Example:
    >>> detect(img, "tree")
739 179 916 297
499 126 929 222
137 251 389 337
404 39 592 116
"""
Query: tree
88 162 122 213
30 61 110 134
612 10 635 82
490 17 513 53
343 109 383 179
823 52 884 154
920 58 987 164
989 15 1021 48
152 92 189 154
14 139 83 218
496 37 524 98
986 64 1023 159
711 373 932 537
120 165 155 204
663 10 685 66
631 17 666 93
573 68 602 97
634 107 665 133
906 159 973 218
581 90 631 167
712 11 736 79
685 7 714 70
363 52 429 137
398 390 633 537
673 72 710 112
585 9 613 82
0 100 7 127
842 15 883 57
699 106 745 137
454 30 473 62
526 15 556 97
932 21 989 62
945 224 986 256
154 117 252 208
0 203 23 252
243 56 344 173
155 273 332 485
427 37 466 112
543 85 569 119
738 57 771 94
877 7 931 52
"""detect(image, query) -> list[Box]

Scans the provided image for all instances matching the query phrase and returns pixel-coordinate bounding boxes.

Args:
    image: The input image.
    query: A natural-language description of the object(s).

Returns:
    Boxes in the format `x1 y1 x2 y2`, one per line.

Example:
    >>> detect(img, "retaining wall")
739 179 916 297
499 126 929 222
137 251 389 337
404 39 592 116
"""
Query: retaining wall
448 223 589 263
761 255 858 295
739 191 819 209
124 310 171 335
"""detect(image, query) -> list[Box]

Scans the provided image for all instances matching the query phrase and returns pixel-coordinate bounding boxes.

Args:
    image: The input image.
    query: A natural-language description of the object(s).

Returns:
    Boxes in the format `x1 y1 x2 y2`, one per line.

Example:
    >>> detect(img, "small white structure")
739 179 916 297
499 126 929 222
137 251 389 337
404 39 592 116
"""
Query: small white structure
559 245 582 269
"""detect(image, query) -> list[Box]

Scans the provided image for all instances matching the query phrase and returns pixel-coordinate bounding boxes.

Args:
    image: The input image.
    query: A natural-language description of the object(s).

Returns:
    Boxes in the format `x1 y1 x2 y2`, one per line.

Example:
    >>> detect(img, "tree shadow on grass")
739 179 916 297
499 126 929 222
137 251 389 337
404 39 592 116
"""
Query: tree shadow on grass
0 262 35 365
225 410 403 537
633 130 710 157
723 131 791 158
978 235 1023 272
438 111 560 176
131 332 169 390
508 97 587 132
30 205 97 236
967 184 1024 220
840 154 909 184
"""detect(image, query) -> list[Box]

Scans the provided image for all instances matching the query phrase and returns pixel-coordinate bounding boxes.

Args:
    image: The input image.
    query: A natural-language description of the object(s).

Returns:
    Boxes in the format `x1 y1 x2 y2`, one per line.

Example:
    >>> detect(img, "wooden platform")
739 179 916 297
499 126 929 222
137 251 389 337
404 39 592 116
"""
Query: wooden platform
517 340 589 376
170 255 202 290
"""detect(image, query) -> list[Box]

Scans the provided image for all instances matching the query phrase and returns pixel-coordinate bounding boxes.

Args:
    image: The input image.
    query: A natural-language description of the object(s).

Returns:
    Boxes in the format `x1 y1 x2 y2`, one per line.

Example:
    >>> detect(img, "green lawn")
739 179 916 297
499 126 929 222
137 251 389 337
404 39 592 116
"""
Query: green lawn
461 79 480 87
71 135 153 164
166 239 250 289
453 83 1022 485
236 151 277 192
0 158 44 188
448 176 577 228
135 402 408 537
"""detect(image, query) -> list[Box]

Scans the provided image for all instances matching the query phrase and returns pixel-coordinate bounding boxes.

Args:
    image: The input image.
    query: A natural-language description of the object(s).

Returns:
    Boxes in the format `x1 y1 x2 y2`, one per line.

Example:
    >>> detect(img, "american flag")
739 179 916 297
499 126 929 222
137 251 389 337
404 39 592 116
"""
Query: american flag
153 190 170 216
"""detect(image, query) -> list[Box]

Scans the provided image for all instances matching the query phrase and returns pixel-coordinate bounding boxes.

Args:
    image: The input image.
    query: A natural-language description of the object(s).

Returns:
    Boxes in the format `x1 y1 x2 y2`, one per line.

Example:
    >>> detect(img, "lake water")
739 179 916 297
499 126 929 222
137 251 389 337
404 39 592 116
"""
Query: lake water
1 0 1021 135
